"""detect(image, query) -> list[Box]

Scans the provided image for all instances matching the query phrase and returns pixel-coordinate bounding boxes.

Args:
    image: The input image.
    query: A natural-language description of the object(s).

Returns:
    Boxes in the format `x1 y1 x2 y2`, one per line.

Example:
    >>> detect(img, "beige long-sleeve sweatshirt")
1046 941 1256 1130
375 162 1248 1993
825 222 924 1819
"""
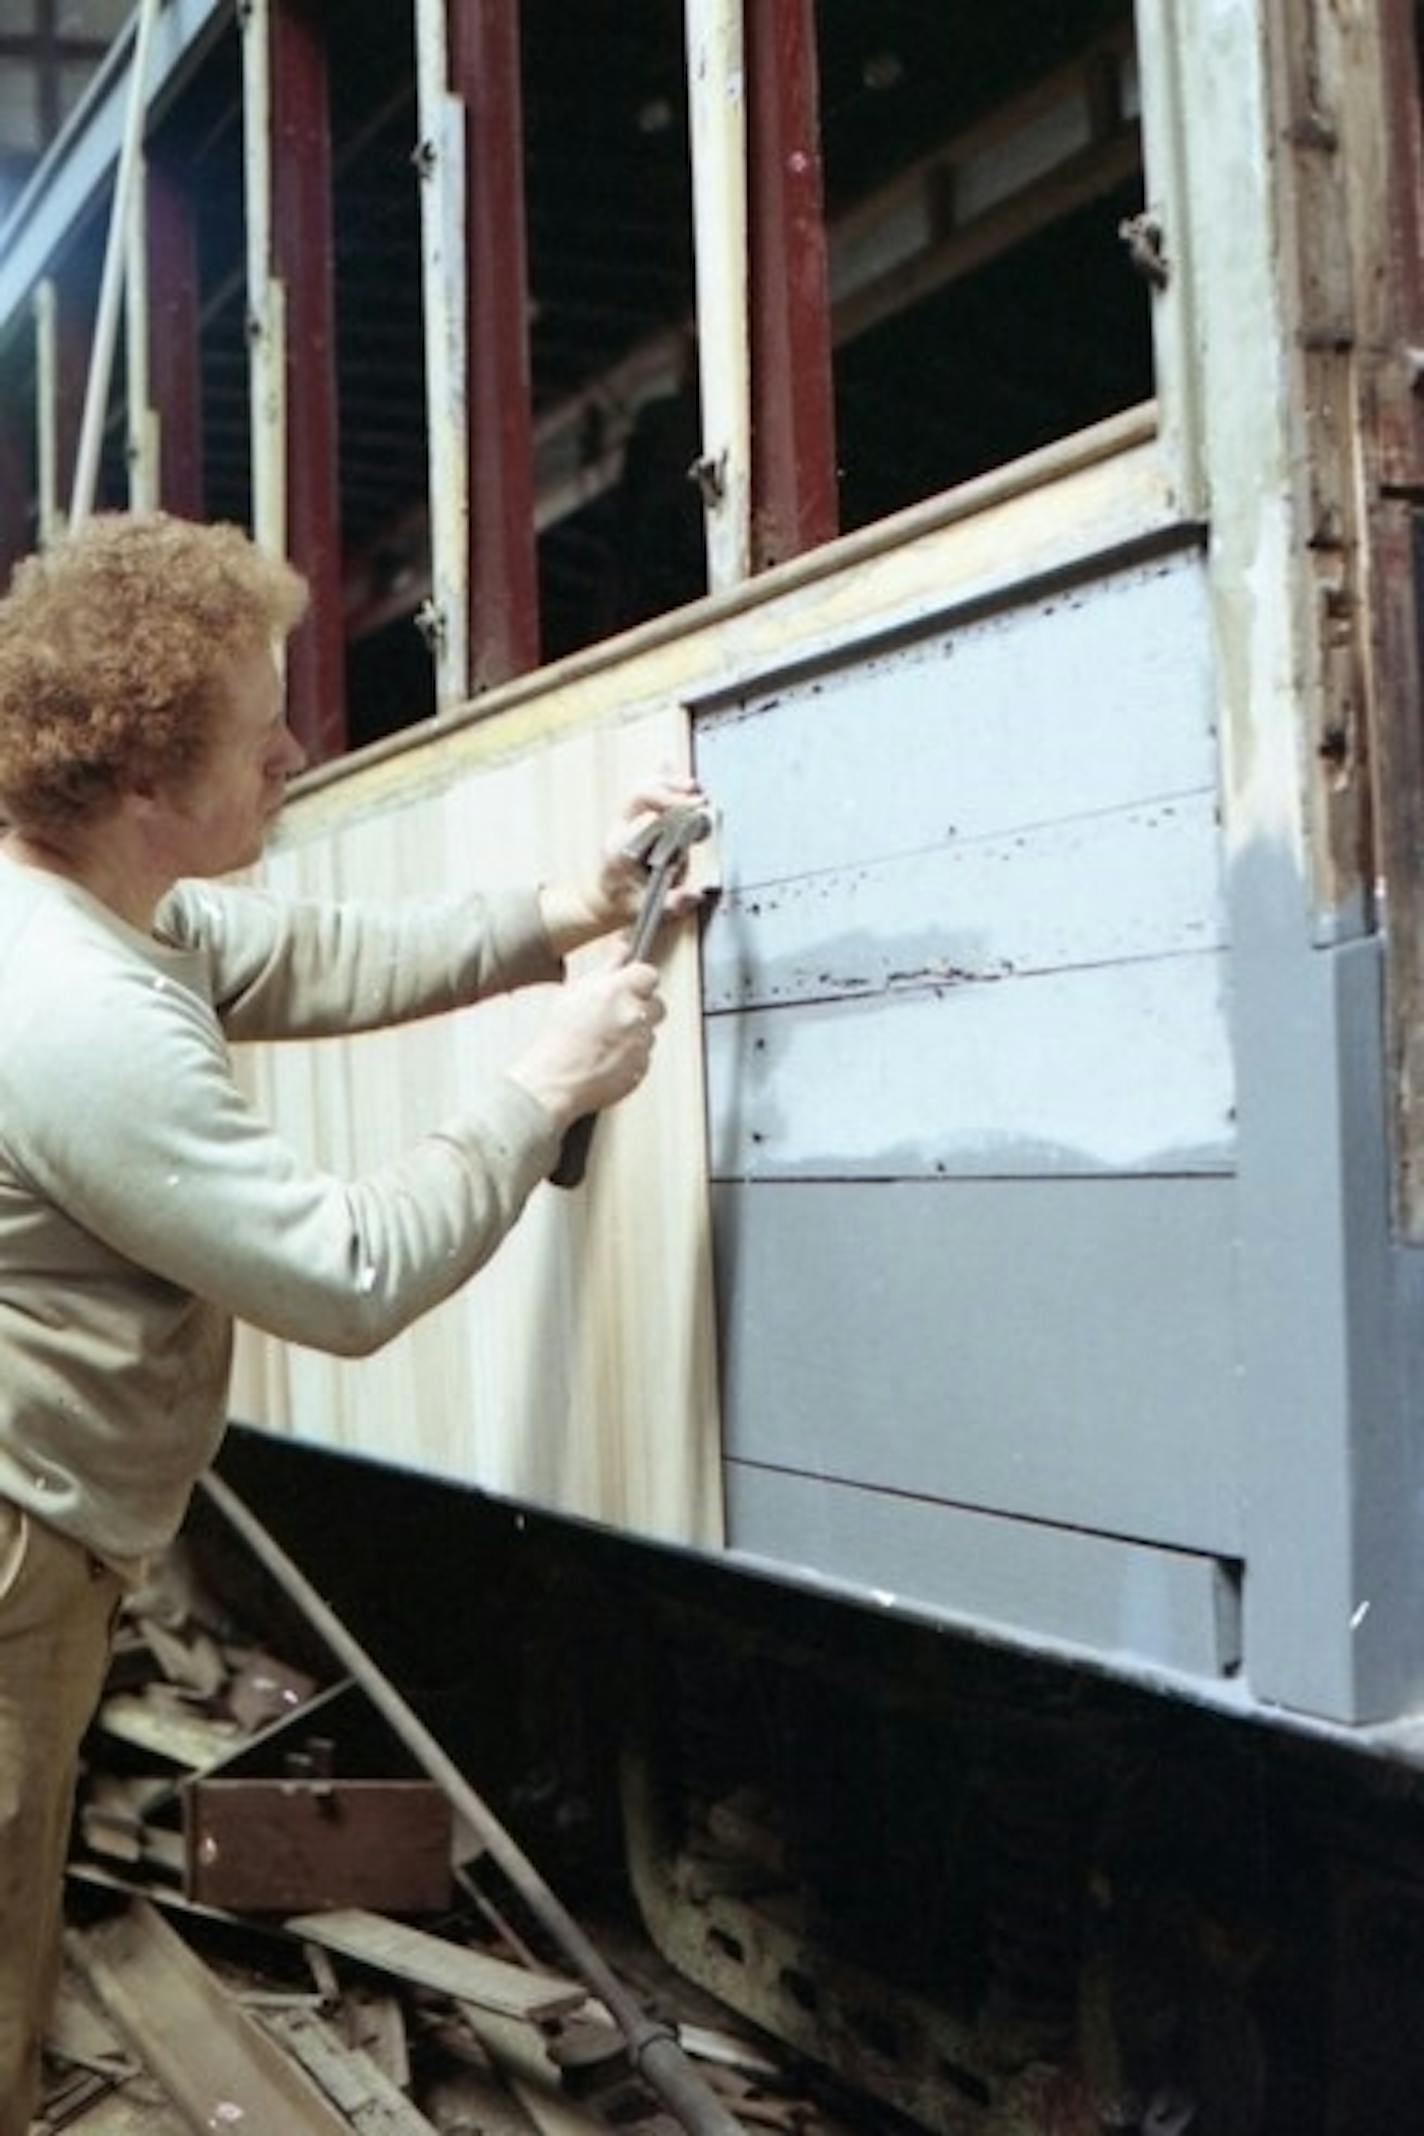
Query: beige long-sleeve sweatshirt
0 855 564 1566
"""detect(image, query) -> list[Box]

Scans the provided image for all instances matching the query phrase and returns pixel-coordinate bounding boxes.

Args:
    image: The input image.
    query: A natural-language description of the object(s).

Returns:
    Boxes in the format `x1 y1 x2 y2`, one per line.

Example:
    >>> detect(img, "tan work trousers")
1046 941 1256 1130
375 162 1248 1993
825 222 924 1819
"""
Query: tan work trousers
0 1500 121 2136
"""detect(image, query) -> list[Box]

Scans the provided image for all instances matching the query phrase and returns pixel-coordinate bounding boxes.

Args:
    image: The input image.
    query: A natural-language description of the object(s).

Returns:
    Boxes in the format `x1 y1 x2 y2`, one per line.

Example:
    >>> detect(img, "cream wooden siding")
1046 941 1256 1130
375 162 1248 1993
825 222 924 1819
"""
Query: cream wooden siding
229 705 723 1548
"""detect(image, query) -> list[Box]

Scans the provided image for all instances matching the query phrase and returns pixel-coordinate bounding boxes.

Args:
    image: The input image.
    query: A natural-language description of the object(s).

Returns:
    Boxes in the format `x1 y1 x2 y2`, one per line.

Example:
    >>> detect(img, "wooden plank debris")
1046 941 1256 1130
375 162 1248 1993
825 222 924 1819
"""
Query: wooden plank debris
286 1911 588 2023
37 2080 192 2135
455 2005 611 2136
419 2054 544 2136
225 1647 321 1732
676 2023 781 2081
343 1985 412 2090
45 1971 135 2083
68 1902 353 2134
258 2008 439 2134
96 1691 243 1770
141 1618 228 1700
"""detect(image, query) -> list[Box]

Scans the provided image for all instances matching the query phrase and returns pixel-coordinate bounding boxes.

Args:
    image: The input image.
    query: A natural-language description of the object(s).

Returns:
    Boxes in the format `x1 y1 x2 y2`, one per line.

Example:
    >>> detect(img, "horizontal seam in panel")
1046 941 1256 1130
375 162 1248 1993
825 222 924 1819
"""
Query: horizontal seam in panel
704 940 1233 1018
723 1455 1243 1564
700 785 1221 899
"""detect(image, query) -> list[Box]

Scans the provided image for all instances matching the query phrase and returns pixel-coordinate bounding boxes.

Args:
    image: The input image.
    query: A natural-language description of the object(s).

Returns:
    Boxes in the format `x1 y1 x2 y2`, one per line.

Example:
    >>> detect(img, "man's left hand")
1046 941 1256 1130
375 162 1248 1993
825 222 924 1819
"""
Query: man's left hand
540 773 710 954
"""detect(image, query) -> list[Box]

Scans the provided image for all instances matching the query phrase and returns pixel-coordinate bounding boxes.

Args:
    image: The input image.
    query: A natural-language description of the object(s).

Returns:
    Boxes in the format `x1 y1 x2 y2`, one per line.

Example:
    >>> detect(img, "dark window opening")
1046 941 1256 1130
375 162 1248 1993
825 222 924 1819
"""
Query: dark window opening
523 0 702 663
329 0 429 746
187 30 252 537
816 0 1151 533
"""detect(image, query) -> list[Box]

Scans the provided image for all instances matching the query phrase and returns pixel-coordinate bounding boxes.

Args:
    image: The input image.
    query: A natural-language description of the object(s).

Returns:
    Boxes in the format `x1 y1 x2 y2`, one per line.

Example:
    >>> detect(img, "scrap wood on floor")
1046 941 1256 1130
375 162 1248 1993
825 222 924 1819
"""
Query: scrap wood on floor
45 1531 838 2136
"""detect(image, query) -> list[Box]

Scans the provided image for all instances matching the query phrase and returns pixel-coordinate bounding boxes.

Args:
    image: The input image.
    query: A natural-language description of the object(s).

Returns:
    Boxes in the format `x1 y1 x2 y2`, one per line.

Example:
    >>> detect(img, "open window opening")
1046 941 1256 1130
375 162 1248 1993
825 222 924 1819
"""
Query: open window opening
816 0 1151 533
182 32 247 535
1 0 1159 762
327 0 431 749
523 0 701 664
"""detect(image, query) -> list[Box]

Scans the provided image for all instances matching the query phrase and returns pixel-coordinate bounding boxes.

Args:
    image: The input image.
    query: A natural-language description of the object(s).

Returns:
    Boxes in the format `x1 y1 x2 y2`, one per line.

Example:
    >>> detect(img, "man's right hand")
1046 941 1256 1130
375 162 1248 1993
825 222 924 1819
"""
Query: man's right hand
508 961 666 1132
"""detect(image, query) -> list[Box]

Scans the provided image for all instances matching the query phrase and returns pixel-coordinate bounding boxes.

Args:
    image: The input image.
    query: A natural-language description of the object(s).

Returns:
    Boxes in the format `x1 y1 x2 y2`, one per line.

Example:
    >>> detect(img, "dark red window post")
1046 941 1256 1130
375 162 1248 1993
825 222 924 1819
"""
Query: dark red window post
0 397 29 590
746 0 837 571
448 0 539 689
271 0 347 760
146 147 204 521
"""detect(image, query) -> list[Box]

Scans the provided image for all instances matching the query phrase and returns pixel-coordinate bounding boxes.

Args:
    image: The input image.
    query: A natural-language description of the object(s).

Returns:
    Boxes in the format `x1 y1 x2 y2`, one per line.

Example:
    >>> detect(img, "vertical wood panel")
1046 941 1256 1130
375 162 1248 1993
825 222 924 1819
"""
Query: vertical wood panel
230 706 722 1547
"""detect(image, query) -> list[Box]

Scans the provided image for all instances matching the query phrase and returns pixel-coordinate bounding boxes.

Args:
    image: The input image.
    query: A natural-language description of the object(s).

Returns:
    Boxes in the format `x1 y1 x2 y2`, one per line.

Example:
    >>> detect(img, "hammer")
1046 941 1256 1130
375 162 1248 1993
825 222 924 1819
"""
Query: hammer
550 801 712 1189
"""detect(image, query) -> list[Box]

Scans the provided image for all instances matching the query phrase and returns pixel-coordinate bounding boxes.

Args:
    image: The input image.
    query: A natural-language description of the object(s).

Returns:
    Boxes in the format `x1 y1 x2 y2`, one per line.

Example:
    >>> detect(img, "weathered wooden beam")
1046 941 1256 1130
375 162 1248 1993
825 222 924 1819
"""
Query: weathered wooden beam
257 2008 440 2135
449 0 539 690
69 1902 353 2134
746 0 836 572
284 1911 588 2024
272 0 347 759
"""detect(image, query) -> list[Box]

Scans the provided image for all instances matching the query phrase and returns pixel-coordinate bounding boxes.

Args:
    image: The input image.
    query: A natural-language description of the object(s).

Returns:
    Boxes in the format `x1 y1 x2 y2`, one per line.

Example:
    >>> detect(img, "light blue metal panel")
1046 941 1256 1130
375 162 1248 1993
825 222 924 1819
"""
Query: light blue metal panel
713 1178 1242 1552
724 1463 1242 1680
703 794 1226 1012
694 549 1217 889
706 950 1233 1179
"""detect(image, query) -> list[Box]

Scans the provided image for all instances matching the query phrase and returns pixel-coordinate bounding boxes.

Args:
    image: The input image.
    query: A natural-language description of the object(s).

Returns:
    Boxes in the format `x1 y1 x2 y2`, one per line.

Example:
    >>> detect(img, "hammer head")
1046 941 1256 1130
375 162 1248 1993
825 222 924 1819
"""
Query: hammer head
623 801 713 871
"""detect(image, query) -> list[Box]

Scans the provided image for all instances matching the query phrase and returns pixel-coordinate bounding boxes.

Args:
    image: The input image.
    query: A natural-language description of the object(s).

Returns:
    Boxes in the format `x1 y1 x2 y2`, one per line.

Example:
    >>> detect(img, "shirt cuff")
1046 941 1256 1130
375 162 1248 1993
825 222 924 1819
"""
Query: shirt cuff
451 1071 565 1190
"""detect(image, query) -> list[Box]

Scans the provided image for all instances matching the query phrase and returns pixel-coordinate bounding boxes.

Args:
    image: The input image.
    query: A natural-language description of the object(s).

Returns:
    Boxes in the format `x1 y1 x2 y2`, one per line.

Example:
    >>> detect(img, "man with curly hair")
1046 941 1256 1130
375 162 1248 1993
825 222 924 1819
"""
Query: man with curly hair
0 511 700 2133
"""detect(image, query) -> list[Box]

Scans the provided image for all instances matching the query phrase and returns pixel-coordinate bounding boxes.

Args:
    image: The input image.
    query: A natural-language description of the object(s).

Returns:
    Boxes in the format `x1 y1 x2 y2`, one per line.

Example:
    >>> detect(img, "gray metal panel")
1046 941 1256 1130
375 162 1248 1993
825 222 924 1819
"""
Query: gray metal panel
706 951 1234 1180
695 550 1218 887
724 1463 1242 1680
703 792 1227 1012
1231 864 1424 1722
697 548 1233 1185
714 1177 1242 1551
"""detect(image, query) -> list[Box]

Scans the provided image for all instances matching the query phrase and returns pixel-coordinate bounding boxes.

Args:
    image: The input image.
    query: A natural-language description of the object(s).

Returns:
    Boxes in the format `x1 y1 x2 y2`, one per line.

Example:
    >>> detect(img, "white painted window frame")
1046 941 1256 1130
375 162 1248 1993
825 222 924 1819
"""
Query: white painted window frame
684 0 751 594
413 0 469 711
240 0 286 569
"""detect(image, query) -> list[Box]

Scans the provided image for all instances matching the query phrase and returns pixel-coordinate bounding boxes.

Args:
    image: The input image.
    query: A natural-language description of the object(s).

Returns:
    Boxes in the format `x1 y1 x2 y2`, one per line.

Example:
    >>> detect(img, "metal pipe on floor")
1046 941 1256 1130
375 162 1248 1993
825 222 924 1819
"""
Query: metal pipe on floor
200 1471 745 2136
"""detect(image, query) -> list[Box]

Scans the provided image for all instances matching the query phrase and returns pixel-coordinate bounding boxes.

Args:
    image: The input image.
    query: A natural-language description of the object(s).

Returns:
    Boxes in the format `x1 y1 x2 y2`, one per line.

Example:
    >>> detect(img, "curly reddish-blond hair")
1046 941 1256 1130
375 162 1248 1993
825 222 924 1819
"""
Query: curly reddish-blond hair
0 513 307 831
